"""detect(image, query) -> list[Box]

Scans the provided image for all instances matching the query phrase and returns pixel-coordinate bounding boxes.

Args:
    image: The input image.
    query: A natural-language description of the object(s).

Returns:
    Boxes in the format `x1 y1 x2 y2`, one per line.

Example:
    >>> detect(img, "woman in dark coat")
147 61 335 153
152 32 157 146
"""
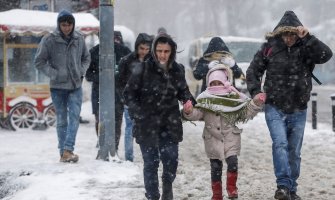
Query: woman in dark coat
123 33 195 200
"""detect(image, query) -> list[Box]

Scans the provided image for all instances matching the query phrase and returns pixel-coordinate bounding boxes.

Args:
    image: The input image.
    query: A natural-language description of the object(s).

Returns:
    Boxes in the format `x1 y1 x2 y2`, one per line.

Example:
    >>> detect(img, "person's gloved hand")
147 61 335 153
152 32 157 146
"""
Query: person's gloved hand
183 100 193 115
253 93 266 106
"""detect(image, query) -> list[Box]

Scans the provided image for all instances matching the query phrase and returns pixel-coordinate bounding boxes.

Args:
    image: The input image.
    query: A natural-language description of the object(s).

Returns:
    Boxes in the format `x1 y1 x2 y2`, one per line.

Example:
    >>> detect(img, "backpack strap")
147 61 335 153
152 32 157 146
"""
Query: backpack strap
309 64 322 85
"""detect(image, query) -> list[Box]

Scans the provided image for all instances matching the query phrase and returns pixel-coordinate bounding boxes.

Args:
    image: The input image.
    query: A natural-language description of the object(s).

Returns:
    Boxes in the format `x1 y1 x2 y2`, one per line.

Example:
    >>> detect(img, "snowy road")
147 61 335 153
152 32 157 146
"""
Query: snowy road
0 102 335 200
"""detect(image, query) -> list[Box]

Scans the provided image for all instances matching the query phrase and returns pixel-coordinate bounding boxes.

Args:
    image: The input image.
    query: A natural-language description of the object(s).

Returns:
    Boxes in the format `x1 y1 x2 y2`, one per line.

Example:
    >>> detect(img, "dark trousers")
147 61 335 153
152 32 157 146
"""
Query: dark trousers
139 135 179 200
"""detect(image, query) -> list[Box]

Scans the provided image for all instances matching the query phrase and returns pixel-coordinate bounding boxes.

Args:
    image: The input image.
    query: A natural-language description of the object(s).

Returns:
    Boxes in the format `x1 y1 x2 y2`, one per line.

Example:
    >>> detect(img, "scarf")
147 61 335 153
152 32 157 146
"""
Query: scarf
195 90 251 125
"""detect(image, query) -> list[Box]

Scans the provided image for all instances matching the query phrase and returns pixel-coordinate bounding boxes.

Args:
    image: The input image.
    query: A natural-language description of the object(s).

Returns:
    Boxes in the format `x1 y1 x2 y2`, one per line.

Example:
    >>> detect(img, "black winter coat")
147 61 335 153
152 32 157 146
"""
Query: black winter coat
123 57 195 145
118 52 151 98
246 36 332 113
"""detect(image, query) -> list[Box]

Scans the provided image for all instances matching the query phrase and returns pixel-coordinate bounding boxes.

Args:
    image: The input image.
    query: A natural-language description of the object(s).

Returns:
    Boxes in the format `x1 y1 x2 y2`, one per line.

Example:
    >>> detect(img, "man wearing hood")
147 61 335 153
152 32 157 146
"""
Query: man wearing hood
123 33 195 200
246 11 332 200
118 32 153 162
193 37 244 92
34 10 90 163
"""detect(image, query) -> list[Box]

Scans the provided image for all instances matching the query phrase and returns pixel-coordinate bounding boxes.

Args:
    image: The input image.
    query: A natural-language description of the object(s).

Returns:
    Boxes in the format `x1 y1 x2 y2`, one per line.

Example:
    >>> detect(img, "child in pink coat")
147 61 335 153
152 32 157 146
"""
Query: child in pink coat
183 60 265 200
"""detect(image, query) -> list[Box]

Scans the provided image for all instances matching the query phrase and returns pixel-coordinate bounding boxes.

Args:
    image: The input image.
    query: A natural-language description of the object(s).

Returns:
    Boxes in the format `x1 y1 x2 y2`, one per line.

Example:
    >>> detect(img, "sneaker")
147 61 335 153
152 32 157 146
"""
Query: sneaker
274 186 291 200
290 192 301 200
60 150 79 163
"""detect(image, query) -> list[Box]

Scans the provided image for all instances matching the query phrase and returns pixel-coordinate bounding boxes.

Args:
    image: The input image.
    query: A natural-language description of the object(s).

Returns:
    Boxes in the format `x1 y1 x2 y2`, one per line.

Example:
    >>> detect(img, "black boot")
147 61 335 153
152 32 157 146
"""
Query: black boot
161 181 173 200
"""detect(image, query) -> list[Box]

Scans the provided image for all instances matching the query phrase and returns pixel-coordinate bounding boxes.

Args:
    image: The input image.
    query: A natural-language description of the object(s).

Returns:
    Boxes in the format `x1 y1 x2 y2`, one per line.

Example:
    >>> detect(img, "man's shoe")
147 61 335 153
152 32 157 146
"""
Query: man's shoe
274 186 291 200
290 192 301 200
60 150 79 163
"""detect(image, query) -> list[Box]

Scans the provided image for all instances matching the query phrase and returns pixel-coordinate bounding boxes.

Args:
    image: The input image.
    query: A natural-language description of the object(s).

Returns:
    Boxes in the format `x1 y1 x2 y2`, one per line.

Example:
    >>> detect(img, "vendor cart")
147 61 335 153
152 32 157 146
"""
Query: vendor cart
0 9 99 130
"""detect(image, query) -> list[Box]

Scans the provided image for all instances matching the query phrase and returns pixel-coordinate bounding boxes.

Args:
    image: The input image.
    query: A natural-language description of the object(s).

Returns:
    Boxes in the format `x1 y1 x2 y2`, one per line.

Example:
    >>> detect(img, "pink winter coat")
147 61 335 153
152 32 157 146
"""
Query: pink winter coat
183 100 262 160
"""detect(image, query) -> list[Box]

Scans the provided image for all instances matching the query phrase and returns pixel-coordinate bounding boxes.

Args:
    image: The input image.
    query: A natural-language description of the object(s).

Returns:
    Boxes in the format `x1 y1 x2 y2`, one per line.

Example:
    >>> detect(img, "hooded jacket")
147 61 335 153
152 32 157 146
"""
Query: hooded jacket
123 33 195 145
118 33 153 93
246 11 333 113
34 10 90 90
193 37 243 92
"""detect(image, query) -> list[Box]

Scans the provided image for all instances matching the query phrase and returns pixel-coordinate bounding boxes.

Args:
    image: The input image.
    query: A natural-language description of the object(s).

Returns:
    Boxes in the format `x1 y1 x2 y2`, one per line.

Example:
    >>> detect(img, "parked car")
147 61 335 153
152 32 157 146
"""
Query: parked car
188 36 263 95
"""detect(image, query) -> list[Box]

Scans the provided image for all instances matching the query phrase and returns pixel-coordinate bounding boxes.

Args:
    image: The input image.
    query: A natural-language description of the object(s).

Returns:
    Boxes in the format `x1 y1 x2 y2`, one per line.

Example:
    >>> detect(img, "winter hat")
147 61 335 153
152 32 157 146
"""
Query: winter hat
206 60 233 86
208 69 228 86
265 11 303 39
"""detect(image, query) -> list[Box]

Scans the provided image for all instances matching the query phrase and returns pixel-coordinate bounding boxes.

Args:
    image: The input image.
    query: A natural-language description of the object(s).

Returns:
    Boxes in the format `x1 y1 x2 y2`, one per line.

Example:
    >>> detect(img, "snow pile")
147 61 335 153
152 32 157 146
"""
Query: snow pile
0 101 334 199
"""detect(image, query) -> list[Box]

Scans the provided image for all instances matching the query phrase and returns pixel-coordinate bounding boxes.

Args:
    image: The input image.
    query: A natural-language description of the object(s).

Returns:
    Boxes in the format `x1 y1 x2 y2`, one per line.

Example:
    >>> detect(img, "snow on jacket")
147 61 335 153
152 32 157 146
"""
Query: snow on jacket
246 11 333 113
123 34 195 145
183 94 262 160
34 11 90 90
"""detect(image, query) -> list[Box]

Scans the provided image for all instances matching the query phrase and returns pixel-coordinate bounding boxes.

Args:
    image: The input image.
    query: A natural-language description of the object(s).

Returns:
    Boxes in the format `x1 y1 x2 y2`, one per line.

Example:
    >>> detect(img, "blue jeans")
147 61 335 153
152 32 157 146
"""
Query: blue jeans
51 87 82 156
124 107 134 161
265 104 306 192
140 135 179 200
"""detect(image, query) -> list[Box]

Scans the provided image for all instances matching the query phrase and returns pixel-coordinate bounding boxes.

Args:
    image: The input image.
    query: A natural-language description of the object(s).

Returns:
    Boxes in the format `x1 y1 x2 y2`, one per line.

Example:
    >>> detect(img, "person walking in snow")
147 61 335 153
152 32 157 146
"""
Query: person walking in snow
246 10 333 200
34 10 90 163
118 32 153 162
85 31 131 153
183 60 265 200
123 33 195 200
193 37 244 93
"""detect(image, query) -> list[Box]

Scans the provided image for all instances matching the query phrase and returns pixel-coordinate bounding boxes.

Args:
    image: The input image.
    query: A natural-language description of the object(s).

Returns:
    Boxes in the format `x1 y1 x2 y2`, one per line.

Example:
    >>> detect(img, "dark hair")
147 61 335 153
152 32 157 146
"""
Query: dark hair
58 15 74 24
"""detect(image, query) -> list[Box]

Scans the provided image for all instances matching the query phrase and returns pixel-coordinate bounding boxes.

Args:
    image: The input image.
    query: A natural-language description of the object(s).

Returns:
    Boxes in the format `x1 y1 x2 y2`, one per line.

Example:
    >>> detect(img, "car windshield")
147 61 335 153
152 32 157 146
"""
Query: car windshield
202 41 262 63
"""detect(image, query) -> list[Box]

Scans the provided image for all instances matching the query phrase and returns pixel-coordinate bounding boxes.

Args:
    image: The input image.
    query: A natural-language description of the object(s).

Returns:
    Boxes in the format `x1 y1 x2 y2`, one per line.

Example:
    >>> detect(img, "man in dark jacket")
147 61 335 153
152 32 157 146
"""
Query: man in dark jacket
85 31 131 154
246 11 332 200
193 37 244 92
35 10 90 163
118 33 153 162
124 33 195 200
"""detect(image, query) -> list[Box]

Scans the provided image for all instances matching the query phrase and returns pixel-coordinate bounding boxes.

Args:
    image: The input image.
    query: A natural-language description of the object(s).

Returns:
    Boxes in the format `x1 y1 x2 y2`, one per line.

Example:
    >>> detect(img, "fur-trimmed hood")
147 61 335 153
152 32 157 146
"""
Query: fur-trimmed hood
265 11 303 39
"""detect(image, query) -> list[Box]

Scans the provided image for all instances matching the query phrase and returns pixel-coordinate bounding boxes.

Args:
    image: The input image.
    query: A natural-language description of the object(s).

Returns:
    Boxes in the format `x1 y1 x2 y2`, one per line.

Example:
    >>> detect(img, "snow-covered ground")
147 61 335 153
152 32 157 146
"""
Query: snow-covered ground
1 101 335 200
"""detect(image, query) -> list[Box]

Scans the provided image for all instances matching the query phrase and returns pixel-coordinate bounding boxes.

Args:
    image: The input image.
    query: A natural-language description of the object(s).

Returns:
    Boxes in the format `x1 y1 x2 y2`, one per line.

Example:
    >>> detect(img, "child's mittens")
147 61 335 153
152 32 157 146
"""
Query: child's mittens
253 93 266 106
183 100 193 115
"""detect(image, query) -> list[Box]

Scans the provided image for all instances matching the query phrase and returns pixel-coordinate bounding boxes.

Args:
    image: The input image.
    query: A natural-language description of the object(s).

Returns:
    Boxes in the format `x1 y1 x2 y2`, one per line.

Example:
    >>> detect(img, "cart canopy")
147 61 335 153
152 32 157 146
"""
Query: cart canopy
0 9 99 36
